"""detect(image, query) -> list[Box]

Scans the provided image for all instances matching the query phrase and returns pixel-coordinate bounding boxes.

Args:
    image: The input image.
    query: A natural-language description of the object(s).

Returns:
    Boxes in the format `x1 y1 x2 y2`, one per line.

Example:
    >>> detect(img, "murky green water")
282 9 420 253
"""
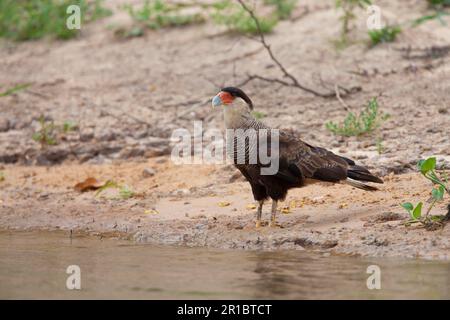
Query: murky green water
0 231 448 299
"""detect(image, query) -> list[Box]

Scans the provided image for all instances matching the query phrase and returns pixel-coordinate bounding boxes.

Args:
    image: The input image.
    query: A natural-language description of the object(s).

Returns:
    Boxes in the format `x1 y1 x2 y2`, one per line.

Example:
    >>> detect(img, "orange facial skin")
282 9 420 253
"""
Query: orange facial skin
218 91 234 105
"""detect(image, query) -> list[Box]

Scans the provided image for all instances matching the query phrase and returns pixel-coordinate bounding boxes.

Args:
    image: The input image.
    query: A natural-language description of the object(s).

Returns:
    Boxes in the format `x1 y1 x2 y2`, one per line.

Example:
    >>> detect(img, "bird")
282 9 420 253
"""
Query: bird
212 86 383 228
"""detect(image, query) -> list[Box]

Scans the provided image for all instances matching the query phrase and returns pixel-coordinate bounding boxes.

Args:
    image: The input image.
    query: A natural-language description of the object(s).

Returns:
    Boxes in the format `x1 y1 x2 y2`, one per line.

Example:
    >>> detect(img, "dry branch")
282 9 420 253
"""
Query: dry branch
236 0 360 99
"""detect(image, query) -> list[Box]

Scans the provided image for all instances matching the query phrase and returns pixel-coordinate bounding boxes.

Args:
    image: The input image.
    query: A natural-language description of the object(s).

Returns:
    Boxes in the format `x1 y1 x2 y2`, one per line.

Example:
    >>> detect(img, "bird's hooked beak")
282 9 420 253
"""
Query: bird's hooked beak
212 94 222 108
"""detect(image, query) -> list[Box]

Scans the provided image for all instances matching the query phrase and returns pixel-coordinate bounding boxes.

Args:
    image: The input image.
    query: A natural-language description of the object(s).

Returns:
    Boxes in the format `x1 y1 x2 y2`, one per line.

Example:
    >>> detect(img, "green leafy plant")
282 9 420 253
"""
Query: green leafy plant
0 0 111 41
326 98 389 136
32 117 79 148
417 157 449 194
32 116 57 148
119 185 135 200
428 0 450 4
124 0 204 32
95 180 136 200
86 0 112 22
263 0 297 20
211 0 278 34
413 11 449 26
401 157 450 228
95 180 119 197
62 120 78 133
413 0 450 26
368 25 401 46
335 0 372 46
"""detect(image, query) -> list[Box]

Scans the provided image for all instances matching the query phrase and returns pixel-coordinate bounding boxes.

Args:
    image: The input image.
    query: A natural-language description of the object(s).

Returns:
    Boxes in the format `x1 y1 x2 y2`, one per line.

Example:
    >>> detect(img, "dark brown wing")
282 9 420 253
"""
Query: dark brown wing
276 130 359 183
279 132 347 182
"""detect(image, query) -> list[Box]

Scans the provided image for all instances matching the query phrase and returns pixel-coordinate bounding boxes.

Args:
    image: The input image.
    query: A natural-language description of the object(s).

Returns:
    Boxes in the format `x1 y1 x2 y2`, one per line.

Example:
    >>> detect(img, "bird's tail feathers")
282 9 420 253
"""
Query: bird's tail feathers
347 165 383 184
343 178 379 191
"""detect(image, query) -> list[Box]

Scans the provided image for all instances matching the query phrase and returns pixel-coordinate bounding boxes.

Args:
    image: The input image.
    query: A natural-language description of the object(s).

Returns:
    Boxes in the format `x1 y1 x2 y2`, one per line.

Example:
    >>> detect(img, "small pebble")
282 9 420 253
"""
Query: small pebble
142 168 156 178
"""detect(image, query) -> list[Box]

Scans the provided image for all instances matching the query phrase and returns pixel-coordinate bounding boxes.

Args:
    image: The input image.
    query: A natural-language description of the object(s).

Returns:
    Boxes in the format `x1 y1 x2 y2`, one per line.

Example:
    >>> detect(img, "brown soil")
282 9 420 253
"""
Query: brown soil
0 0 449 259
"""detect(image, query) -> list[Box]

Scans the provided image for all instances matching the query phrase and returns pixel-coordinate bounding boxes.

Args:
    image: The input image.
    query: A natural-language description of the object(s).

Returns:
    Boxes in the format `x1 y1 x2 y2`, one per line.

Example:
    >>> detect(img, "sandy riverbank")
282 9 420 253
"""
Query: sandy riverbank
1 159 449 260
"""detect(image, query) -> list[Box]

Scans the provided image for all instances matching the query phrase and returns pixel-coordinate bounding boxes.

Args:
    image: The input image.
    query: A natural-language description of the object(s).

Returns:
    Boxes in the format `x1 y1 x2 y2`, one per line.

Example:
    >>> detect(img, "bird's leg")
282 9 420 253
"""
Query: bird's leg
269 200 278 227
255 200 264 228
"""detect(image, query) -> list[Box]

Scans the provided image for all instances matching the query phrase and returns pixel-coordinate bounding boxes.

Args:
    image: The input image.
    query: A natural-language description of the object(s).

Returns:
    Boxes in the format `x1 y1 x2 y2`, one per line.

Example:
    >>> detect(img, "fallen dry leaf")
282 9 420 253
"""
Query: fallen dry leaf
339 203 348 209
218 201 231 207
145 209 159 215
281 206 290 214
246 203 257 210
74 177 104 192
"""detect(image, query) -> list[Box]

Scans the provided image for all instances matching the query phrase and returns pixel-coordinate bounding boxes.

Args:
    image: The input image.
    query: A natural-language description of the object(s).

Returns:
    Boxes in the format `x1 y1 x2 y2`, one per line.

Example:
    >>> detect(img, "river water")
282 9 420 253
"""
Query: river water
0 231 448 299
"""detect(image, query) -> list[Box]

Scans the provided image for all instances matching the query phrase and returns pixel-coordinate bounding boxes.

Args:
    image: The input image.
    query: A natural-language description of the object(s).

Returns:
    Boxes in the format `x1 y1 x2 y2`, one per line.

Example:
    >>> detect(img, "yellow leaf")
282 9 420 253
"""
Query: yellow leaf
339 203 348 209
218 201 230 207
145 209 159 215
281 206 290 214
246 203 257 210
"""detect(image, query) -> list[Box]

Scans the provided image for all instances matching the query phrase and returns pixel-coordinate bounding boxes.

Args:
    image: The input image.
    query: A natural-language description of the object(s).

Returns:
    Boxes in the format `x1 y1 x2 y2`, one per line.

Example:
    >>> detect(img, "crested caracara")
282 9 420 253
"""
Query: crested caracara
212 87 383 228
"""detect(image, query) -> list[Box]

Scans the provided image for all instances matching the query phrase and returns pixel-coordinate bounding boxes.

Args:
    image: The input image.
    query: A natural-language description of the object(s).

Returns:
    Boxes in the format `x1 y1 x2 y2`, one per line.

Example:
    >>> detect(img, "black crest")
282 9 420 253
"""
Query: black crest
221 87 253 110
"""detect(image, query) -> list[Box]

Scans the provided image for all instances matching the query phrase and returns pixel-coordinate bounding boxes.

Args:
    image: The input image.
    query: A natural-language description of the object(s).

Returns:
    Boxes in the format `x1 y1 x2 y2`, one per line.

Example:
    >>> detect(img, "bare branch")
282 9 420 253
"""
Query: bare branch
236 0 359 98
238 74 294 88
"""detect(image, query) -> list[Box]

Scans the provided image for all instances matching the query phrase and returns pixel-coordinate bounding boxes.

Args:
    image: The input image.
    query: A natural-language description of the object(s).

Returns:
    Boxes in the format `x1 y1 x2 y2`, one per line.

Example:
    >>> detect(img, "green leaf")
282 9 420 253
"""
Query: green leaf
419 157 436 174
119 185 135 200
32 132 42 142
412 202 423 220
417 159 425 170
368 25 401 46
401 202 414 212
62 120 77 133
413 10 449 27
0 83 32 97
431 186 445 201
95 180 119 197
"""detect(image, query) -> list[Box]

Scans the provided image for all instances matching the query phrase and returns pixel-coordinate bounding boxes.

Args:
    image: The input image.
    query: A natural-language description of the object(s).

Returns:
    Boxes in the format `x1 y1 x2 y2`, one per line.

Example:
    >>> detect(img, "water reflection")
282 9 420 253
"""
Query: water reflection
0 231 448 299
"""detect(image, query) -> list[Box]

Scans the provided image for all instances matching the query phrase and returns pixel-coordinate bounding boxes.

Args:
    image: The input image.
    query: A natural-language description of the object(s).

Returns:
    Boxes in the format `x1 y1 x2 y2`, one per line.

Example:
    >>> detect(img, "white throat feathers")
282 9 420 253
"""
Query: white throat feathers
223 98 253 129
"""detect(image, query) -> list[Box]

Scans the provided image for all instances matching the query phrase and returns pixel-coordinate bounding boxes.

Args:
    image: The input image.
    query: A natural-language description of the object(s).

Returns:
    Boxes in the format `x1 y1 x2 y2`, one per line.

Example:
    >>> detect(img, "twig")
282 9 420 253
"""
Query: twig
238 74 293 88
334 84 350 111
101 108 152 127
236 0 355 98
26 90 51 99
